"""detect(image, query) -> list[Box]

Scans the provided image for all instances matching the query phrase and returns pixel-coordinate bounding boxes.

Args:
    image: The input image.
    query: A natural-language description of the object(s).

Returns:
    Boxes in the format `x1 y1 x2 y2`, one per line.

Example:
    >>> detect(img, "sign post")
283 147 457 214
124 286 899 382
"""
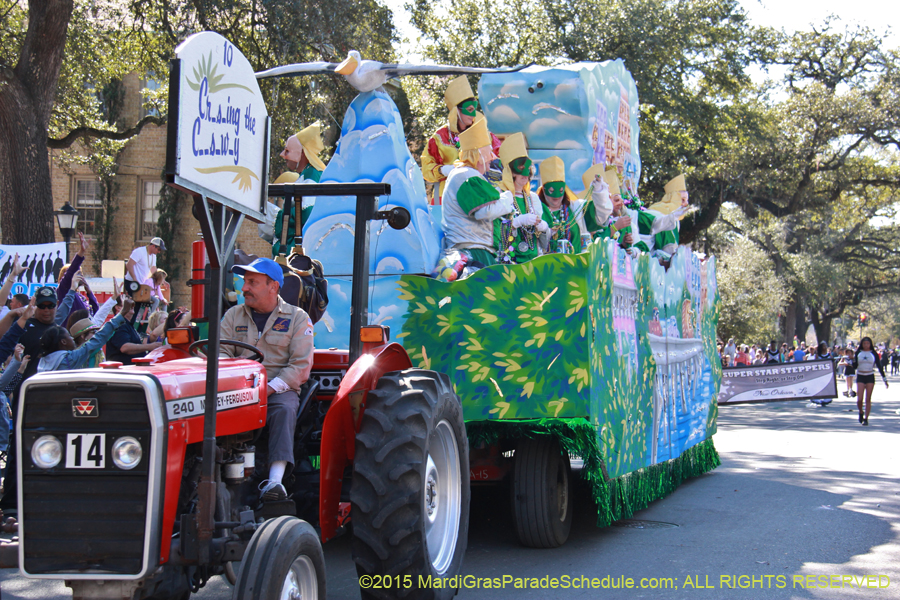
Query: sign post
164 32 270 563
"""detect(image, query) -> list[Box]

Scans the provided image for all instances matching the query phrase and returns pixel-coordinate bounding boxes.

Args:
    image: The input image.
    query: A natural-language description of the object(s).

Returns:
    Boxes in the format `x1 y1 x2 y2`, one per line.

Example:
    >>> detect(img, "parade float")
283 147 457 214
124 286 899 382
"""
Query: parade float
267 57 722 542
2 35 722 600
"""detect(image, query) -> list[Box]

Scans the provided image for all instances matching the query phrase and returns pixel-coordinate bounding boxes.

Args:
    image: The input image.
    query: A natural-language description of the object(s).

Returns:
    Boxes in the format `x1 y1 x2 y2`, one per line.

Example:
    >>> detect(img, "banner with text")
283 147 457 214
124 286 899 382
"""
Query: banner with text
718 360 837 404
0 243 67 296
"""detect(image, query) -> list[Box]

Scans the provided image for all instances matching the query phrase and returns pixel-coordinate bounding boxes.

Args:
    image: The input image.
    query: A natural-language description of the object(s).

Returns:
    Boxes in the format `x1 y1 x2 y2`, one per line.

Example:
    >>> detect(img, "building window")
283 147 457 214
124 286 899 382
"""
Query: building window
140 180 163 240
73 178 103 237
141 77 163 118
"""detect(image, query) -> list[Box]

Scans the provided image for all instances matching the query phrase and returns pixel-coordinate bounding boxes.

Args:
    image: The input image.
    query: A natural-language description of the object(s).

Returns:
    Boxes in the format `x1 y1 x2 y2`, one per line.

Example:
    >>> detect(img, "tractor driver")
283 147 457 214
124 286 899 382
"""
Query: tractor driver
219 257 314 502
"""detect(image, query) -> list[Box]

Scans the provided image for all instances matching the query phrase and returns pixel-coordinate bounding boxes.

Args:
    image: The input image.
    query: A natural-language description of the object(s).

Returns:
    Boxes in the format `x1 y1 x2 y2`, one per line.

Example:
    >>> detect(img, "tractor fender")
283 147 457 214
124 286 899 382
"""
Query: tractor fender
319 343 412 542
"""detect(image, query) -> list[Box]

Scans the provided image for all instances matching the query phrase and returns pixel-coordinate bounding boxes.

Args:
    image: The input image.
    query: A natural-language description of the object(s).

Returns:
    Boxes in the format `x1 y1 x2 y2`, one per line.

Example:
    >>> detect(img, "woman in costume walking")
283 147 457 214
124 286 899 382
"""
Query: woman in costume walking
854 337 888 426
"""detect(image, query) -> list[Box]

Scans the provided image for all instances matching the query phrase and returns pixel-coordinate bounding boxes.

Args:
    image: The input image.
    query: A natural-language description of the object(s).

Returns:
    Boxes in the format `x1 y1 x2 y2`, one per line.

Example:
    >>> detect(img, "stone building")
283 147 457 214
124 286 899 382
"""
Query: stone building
49 73 272 307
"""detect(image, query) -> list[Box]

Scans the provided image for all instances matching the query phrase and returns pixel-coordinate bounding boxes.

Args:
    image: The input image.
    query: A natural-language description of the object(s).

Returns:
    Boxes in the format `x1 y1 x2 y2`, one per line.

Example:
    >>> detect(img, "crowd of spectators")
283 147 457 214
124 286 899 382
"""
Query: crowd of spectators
0 234 183 516
717 336 899 373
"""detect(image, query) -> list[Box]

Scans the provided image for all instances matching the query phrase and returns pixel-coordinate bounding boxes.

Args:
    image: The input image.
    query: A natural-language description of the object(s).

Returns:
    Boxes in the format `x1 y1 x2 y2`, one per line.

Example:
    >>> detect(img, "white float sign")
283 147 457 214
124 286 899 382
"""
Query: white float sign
168 32 269 220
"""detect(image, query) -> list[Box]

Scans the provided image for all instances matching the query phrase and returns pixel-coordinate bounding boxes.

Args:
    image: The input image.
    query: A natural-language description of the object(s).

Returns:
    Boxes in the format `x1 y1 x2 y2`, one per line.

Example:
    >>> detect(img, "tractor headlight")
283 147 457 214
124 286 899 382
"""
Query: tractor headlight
112 436 143 470
31 435 62 469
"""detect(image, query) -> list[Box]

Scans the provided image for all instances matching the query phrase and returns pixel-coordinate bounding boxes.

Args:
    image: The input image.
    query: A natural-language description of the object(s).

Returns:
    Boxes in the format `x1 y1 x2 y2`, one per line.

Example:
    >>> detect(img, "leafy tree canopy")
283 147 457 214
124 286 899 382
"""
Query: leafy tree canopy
0 0 397 243
702 22 900 343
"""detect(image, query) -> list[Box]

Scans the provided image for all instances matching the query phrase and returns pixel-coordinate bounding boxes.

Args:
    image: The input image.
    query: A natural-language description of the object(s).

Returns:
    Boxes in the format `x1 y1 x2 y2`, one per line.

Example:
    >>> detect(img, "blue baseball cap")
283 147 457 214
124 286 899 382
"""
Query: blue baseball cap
232 258 284 287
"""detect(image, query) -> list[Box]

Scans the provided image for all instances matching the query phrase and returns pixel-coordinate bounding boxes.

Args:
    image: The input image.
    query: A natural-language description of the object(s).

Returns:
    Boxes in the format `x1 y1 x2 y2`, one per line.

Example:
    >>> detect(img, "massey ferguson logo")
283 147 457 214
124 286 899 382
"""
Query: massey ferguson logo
72 398 99 418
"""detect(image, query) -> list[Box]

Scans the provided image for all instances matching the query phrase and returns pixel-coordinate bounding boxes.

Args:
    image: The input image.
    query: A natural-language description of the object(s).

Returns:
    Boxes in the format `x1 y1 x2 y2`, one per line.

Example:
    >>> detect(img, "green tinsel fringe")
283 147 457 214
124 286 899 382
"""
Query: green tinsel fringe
466 418 720 527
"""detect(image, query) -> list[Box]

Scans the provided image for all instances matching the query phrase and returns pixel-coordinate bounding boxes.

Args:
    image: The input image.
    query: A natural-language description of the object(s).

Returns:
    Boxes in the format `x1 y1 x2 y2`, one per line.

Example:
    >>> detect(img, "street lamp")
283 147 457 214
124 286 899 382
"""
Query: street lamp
55 201 79 262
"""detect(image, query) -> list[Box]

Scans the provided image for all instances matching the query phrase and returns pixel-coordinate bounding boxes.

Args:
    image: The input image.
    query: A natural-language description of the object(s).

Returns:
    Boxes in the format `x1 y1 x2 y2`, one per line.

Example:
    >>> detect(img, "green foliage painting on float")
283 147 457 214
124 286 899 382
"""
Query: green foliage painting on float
394 240 721 475
397 252 593 421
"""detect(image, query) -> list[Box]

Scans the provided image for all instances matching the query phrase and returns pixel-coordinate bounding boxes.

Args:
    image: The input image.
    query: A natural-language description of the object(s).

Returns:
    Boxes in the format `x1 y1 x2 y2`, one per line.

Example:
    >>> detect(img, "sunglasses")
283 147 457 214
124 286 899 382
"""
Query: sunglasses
37 303 55 310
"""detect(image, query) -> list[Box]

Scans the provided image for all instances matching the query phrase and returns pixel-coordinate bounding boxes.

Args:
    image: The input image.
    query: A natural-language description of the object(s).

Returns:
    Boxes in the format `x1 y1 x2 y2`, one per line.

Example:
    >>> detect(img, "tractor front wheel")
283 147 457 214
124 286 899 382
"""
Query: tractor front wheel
231 516 325 600
351 369 470 599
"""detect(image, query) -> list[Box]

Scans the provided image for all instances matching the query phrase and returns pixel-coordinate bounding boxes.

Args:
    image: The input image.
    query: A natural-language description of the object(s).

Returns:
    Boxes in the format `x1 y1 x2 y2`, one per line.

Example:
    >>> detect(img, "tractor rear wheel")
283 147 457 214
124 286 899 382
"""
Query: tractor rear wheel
510 436 573 548
351 369 469 600
231 516 325 600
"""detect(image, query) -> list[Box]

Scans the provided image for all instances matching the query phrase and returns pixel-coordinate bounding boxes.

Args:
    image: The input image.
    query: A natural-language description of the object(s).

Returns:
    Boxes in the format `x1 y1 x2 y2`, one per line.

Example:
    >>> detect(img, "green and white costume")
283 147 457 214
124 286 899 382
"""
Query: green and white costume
633 207 684 254
547 199 592 254
494 191 552 263
588 206 683 254
272 165 323 257
441 165 514 266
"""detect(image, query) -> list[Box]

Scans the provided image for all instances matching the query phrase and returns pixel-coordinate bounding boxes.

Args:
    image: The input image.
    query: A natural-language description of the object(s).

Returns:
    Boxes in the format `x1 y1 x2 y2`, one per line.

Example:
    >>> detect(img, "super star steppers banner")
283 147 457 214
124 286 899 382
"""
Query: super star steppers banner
718 359 838 404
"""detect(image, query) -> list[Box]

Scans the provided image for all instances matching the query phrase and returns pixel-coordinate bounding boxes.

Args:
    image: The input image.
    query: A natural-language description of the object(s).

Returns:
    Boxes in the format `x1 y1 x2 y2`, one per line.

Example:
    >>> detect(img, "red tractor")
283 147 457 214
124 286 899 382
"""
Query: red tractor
1 182 470 600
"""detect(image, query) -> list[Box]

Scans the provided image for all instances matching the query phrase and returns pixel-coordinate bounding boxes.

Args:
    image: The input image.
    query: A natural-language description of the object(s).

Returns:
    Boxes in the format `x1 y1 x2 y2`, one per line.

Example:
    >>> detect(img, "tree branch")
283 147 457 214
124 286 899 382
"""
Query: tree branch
47 114 167 150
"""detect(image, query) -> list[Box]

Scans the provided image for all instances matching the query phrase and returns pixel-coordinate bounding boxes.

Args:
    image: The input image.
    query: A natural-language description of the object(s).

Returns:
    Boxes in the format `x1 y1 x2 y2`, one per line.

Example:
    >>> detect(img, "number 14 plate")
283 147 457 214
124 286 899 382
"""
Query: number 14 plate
65 433 106 469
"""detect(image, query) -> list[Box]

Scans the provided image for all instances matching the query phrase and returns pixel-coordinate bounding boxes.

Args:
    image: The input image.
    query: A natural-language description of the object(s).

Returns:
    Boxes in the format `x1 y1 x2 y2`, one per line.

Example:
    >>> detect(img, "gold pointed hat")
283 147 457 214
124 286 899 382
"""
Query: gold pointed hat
601 166 621 197
497 133 530 192
294 123 326 171
540 156 566 184
664 174 686 194
458 117 491 152
273 171 301 184
444 75 475 110
537 156 578 204
580 163 606 194
650 174 688 217
498 132 528 166
446 76 476 135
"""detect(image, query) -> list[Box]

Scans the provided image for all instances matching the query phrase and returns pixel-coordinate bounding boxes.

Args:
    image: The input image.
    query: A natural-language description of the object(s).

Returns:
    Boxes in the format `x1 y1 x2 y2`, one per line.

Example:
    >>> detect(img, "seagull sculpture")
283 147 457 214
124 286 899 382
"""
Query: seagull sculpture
256 50 530 92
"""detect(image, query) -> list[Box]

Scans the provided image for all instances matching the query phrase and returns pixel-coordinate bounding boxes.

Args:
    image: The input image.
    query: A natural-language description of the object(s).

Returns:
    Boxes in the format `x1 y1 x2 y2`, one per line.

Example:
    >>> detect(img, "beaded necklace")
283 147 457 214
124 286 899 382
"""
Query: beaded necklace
498 193 537 263
512 193 537 253
622 188 644 210
448 126 460 149
551 203 571 244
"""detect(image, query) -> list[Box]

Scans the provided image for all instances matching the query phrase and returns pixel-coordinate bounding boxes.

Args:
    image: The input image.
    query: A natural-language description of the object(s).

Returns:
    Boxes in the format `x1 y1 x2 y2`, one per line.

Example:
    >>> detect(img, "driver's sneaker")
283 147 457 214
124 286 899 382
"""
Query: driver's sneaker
259 480 287 502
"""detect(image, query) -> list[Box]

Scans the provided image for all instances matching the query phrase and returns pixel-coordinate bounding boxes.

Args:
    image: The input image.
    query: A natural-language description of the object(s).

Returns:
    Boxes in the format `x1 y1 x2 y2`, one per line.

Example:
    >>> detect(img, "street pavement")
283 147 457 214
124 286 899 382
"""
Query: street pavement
2 376 898 599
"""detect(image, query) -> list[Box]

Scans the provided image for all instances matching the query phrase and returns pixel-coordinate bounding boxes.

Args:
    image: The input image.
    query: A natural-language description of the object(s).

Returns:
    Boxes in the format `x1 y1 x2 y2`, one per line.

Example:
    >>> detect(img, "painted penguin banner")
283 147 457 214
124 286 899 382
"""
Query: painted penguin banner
718 360 838 405
0 243 67 294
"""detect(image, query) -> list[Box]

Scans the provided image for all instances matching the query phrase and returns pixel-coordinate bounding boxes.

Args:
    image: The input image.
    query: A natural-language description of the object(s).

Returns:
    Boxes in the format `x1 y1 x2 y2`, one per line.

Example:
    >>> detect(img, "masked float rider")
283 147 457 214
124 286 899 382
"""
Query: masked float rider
646 174 691 256
492 133 551 263
421 75 502 205
590 168 685 255
583 165 634 249
537 156 614 254
441 118 514 266
267 123 328 256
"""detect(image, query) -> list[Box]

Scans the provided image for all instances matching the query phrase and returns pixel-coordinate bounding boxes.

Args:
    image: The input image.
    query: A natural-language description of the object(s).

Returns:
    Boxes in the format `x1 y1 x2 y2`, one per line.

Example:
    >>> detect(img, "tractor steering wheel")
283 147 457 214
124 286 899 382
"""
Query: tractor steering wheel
189 339 264 363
